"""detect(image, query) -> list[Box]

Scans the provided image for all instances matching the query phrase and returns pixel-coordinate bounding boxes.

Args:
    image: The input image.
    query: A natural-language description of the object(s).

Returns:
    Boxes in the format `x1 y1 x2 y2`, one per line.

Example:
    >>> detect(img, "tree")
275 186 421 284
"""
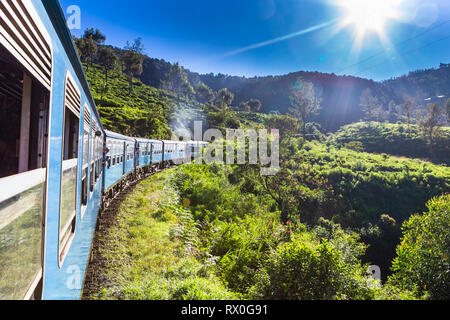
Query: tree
125 37 145 54
387 100 397 122
390 194 450 300
120 50 143 94
418 103 442 145
266 115 300 139
247 99 262 112
74 28 106 71
74 36 97 71
97 46 118 100
195 83 215 103
251 236 376 300
238 101 250 112
402 99 414 133
83 28 106 45
360 88 385 122
215 88 235 110
161 63 194 99
445 98 450 125
288 79 322 135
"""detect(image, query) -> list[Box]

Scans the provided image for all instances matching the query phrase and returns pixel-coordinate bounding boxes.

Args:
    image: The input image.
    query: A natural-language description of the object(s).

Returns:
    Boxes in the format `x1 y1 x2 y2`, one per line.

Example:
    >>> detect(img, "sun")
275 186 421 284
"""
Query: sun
336 0 403 37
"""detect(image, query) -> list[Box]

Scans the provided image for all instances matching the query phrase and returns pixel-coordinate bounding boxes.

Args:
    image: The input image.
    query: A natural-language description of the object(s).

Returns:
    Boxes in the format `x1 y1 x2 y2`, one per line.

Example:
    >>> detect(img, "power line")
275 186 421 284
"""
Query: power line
358 34 450 74
337 19 450 74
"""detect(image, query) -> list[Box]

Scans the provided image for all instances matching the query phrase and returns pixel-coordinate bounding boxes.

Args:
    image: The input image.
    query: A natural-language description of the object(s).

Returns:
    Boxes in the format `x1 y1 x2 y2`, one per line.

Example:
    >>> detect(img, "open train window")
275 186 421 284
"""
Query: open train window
107 141 112 168
59 72 81 266
81 105 90 214
89 122 97 193
0 47 50 178
97 135 103 178
0 41 50 300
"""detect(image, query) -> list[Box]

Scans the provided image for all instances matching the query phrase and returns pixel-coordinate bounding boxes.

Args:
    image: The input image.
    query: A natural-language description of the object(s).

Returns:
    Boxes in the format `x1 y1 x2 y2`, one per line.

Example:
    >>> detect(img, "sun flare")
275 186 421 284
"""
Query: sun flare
337 0 403 36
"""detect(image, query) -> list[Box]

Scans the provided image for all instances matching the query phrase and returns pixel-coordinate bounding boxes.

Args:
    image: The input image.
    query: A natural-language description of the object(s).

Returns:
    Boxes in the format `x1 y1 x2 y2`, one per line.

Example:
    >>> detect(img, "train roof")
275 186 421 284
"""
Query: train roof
104 130 135 141
161 140 186 144
134 138 163 143
43 0 103 131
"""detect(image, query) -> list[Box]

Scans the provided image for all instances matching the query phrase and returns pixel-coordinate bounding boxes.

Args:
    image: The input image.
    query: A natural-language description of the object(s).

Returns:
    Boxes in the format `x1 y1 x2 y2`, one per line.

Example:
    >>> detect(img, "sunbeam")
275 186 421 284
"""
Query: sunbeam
217 20 337 59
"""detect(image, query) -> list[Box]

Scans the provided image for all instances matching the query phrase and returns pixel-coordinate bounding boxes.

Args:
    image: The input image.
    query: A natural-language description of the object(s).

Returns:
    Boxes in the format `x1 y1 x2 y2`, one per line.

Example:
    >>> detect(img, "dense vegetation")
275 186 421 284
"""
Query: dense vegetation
390 194 450 300
328 122 450 165
77 28 449 300
87 171 237 300
384 64 450 102
84 64 172 138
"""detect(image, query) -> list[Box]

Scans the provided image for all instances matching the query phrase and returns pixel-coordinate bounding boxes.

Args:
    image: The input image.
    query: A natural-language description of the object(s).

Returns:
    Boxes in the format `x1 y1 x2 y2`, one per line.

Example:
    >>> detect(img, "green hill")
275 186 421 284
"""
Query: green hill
83 63 176 138
328 122 450 165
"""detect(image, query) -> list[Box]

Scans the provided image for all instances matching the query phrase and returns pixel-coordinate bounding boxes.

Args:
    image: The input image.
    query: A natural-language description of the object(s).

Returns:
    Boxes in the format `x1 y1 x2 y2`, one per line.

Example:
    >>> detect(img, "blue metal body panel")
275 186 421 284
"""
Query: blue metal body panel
151 141 163 164
125 142 135 174
105 164 125 190
27 1 103 300
104 131 133 190
0 0 206 300
137 141 150 167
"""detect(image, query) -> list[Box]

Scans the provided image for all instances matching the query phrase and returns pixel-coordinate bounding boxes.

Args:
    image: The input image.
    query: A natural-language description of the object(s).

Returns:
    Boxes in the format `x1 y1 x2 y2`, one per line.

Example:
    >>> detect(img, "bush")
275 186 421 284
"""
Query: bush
328 122 450 165
250 236 378 300
390 194 450 300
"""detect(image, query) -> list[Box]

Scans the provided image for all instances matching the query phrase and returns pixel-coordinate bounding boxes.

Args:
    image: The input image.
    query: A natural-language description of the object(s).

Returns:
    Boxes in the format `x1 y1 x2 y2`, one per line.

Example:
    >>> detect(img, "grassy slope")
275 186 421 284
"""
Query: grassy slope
84 64 176 139
88 169 237 300
297 140 449 225
328 122 450 165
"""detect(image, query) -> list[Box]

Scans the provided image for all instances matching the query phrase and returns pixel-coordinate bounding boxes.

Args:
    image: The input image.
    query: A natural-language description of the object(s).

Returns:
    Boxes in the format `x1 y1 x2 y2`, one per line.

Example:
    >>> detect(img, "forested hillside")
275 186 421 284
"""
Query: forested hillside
83 63 174 138
328 122 450 165
75 29 449 133
77 29 449 301
384 64 450 102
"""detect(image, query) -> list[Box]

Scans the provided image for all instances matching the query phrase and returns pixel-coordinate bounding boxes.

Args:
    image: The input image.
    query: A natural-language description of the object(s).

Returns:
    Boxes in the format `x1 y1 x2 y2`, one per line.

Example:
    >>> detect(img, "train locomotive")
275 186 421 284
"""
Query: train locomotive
0 0 206 300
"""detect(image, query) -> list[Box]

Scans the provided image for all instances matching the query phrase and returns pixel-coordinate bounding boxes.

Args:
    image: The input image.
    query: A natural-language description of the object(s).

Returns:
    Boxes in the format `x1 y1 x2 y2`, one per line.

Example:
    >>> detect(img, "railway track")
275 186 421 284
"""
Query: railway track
81 166 175 299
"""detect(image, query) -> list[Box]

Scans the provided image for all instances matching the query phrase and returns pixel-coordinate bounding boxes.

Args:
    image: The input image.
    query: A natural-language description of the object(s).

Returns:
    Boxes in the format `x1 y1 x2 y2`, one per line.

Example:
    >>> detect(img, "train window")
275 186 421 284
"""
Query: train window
107 141 112 168
95 135 99 180
89 125 95 193
0 49 50 178
81 105 90 212
97 136 103 177
112 141 116 166
59 72 81 266
0 38 50 298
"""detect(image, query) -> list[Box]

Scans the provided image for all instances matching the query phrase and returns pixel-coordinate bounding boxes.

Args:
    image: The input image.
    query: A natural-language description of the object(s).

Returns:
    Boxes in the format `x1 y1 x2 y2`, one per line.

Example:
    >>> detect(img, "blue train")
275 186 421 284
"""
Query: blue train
0 0 206 300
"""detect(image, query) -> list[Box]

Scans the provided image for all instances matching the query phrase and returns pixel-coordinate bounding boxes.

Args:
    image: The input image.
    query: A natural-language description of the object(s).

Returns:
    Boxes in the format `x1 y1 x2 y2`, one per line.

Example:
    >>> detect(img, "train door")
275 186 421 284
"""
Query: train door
80 106 90 218
59 72 81 267
135 143 140 168
0 0 52 299
122 141 126 175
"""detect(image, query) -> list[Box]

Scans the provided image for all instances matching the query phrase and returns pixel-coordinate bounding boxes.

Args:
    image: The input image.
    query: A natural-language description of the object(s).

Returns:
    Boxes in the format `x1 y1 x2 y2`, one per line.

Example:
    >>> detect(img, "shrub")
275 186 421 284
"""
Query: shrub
390 194 450 300
249 237 378 300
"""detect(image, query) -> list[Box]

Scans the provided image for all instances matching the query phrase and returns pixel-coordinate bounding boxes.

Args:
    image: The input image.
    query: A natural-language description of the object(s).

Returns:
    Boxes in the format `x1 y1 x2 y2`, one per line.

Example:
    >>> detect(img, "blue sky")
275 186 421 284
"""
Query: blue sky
60 0 450 81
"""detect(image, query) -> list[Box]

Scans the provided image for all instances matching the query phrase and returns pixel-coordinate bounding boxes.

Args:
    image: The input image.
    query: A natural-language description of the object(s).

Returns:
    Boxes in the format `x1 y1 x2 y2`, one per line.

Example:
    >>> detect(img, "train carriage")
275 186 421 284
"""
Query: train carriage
0 0 206 300
135 138 150 168
151 140 164 165
0 0 106 300
104 130 134 191
162 140 176 164
176 141 187 162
